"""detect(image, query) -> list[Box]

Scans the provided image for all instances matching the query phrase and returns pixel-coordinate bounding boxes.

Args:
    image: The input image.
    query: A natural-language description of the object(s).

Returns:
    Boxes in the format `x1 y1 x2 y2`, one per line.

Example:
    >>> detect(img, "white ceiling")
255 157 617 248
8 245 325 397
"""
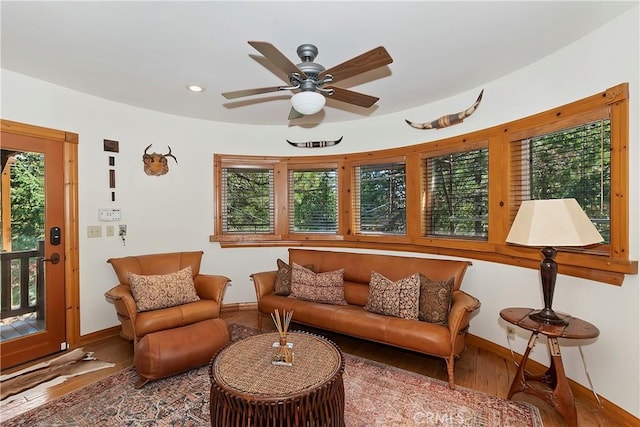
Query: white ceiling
1 1 636 126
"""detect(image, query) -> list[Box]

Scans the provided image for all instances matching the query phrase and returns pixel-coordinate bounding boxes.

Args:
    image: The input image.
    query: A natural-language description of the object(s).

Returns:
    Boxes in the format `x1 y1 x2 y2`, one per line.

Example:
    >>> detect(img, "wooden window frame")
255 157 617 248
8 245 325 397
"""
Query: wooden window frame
211 83 637 285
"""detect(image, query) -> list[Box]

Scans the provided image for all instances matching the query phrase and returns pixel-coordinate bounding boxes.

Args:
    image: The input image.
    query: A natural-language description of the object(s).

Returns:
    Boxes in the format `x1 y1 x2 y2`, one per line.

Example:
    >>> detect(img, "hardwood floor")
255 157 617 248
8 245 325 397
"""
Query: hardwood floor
0 309 629 426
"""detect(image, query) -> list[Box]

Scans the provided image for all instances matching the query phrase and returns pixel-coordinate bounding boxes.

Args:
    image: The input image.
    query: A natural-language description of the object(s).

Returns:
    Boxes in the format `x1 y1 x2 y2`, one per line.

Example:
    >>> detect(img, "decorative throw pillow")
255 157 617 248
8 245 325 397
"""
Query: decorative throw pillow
273 259 313 296
364 272 421 320
290 263 347 305
418 274 455 325
128 266 200 312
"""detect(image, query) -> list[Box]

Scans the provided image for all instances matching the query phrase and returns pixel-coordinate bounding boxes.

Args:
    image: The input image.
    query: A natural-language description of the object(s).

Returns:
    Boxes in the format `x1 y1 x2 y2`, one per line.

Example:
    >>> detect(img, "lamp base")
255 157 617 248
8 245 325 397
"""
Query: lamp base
529 308 568 326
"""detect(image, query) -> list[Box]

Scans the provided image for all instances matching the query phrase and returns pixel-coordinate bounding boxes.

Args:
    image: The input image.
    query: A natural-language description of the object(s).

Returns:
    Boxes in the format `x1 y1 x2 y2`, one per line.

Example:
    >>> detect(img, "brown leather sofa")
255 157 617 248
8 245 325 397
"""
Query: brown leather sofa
252 249 480 388
104 251 230 343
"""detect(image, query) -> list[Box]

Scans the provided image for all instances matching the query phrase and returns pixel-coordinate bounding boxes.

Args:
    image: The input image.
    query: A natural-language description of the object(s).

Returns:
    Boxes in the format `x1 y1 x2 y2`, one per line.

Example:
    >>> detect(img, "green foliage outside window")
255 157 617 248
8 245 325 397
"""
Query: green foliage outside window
222 168 273 233
357 164 406 234
290 170 337 233
426 149 489 238
5 152 45 251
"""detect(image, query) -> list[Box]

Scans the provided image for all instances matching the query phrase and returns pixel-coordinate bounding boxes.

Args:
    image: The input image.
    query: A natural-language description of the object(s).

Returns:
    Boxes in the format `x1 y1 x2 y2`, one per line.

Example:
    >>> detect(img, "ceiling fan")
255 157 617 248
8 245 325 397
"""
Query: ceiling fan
221 41 393 120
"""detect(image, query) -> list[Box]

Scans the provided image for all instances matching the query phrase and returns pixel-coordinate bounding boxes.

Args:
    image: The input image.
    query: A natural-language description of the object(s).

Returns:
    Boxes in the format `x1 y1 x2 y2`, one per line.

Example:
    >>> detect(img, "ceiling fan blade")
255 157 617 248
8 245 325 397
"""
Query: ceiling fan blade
248 41 307 79
221 86 287 100
288 107 304 120
326 87 380 108
319 46 393 84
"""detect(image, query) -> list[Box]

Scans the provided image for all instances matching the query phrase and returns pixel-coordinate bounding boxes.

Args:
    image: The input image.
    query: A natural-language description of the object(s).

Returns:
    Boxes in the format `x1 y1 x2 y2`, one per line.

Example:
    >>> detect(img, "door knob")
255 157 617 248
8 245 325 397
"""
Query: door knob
41 253 61 264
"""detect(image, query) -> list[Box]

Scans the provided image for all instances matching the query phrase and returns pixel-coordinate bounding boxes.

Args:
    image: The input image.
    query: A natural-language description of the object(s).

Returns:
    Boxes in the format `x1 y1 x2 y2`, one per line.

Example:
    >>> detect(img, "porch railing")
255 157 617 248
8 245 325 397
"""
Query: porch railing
0 240 45 320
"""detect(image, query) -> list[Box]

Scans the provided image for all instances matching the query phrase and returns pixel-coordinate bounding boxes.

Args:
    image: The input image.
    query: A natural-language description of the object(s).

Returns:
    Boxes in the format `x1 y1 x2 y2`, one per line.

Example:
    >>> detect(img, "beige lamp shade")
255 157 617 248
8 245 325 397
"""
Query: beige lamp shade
506 198 603 247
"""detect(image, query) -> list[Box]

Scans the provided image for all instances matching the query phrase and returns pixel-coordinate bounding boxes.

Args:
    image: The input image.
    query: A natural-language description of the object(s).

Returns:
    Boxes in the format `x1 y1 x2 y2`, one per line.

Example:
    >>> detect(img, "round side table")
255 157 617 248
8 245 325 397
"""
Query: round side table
500 307 599 427
209 331 345 427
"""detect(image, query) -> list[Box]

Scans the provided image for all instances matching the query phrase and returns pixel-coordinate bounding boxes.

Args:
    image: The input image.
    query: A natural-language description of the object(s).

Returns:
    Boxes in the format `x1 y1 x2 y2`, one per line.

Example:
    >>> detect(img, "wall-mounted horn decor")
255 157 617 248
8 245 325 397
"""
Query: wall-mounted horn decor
142 144 178 176
286 137 343 148
405 90 484 130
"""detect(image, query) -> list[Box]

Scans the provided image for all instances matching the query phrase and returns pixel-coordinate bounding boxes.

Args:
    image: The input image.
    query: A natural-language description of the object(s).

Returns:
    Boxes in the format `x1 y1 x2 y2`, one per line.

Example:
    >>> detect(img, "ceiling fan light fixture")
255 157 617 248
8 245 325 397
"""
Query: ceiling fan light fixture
291 91 325 115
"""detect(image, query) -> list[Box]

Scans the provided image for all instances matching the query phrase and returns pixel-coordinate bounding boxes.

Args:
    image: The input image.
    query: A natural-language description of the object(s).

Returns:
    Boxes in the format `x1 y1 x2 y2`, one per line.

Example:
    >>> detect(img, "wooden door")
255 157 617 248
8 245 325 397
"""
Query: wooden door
1 131 67 368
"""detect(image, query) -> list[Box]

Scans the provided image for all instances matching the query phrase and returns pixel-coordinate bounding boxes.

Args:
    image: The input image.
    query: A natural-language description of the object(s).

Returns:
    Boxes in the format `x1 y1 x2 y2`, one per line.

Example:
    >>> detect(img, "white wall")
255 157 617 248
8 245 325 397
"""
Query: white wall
2 6 638 417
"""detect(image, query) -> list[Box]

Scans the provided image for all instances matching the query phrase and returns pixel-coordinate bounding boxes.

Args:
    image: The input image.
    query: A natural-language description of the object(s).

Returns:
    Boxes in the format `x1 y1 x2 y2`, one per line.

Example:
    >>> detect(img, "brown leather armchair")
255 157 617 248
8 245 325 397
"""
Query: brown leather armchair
104 251 230 343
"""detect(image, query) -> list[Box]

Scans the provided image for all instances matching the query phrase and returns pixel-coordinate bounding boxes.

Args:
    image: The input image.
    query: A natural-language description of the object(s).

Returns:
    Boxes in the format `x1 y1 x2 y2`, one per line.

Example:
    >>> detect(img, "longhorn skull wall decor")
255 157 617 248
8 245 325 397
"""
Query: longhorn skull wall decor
405 90 484 130
142 144 178 176
286 137 343 148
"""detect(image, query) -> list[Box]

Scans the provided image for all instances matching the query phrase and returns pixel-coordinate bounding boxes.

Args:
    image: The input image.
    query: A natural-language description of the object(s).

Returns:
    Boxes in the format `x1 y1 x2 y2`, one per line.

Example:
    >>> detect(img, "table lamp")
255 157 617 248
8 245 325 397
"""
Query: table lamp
506 198 603 325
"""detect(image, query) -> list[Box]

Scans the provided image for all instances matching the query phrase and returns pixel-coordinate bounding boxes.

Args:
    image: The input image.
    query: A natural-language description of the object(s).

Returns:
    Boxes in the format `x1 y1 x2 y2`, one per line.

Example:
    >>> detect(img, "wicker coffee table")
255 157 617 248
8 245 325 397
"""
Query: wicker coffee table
209 331 345 426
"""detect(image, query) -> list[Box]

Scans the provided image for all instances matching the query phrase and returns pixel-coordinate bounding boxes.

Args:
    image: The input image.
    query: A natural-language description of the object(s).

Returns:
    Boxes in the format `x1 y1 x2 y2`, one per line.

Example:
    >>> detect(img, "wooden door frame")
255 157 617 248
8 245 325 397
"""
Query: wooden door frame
1 119 80 348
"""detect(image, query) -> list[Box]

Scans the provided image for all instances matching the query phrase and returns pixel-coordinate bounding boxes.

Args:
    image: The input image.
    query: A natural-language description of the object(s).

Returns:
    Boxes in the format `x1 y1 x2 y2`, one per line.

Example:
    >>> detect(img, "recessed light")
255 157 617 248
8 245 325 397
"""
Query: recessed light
186 84 205 93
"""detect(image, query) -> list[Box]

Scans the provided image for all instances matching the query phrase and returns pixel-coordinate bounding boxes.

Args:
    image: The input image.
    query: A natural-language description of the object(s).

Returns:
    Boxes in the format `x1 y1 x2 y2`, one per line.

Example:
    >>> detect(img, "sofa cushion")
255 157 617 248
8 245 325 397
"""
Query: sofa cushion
343 281 370 306
290 263 347 305
418 275 455 325
273 259 313 296
364 272 420 320
134 300 220 338
128 266 200 312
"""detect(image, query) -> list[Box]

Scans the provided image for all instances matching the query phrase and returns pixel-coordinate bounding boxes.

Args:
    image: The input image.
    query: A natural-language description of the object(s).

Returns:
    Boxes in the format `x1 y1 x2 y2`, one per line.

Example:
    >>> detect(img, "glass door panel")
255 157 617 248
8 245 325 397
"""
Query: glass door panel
1 133 66 368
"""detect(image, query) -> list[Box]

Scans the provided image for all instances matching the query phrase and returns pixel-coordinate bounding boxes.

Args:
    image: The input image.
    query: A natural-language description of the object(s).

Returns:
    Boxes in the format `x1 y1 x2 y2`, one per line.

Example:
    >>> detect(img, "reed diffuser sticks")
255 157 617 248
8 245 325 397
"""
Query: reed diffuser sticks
271 309 294 366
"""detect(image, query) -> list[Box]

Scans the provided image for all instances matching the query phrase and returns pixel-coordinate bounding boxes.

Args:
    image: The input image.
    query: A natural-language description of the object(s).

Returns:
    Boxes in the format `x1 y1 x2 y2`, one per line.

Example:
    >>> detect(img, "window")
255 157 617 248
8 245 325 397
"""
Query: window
212 84 635 285
354 163 406 234
424 147 488 239
289 169 338 233
221 167 274 233
511 119 611 243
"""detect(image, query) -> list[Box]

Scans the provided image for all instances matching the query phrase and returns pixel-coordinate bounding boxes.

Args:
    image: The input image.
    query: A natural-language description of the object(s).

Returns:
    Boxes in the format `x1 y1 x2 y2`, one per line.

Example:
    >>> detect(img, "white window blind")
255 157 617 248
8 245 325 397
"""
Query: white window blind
221 167 274 233
354 163 406 234
288 169 338 233
424 148 488 239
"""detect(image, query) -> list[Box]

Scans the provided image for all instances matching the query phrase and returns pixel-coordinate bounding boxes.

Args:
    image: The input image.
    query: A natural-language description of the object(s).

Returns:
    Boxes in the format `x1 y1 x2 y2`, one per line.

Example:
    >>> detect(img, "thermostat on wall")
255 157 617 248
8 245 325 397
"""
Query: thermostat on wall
98 208 121 222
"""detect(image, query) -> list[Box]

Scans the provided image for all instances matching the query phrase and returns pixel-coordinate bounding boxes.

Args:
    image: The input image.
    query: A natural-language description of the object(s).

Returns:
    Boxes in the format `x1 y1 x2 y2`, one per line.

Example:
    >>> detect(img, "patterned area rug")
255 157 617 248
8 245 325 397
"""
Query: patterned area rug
2 324 542 427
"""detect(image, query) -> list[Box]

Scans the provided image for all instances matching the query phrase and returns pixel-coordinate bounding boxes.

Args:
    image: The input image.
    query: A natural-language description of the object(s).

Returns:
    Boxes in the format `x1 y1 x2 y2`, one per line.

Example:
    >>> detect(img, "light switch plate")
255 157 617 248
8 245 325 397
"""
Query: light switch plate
87 225 102 238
